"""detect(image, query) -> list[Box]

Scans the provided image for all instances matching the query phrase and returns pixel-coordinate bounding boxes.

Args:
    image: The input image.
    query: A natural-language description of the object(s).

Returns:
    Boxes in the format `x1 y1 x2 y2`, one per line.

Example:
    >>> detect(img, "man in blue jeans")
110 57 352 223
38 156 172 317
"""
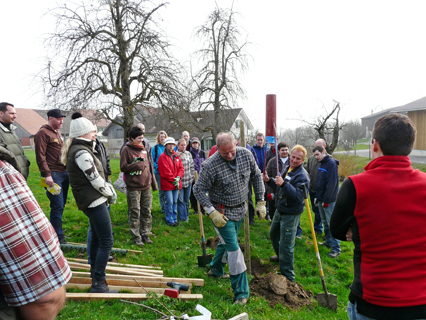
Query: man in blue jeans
313 145 340 258
34 109 69 244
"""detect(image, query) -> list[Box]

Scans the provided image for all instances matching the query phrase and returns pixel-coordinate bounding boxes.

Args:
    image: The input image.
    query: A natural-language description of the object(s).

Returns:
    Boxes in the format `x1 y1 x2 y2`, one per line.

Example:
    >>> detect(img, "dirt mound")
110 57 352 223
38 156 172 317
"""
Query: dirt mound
250 260 313 308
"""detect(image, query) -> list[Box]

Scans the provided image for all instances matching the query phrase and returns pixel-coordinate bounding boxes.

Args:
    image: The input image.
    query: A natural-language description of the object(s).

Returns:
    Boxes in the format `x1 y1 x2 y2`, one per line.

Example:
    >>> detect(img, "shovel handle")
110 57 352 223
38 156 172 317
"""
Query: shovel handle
194 172 205 239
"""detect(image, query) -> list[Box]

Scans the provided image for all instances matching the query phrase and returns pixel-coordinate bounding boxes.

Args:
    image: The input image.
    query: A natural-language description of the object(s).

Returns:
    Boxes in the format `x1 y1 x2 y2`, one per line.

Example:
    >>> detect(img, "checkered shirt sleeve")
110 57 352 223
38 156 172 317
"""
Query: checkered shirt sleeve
193 147 264 221
177 151 194 188
0 160 72 307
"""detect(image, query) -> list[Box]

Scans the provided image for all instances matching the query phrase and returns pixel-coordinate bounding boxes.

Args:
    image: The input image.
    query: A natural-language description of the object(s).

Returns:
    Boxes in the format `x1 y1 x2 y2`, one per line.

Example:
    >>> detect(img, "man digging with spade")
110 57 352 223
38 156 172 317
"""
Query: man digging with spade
193 132 266 305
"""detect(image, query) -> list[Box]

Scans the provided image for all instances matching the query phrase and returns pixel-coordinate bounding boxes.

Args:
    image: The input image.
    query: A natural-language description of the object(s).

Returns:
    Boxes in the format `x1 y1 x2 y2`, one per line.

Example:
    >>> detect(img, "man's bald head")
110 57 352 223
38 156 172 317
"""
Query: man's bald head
182 131 190 142
216 132 236 148
315 139 326 148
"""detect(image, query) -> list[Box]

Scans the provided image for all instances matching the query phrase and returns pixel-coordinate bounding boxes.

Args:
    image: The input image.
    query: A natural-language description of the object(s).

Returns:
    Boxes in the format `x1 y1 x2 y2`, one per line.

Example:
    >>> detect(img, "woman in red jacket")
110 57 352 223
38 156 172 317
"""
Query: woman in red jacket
157 137 184 226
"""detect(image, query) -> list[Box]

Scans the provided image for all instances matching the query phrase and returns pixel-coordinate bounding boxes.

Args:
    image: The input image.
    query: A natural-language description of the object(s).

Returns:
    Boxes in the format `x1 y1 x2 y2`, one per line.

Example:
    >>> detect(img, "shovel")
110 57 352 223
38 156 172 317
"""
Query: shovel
301 183 338 311
194 172 213 267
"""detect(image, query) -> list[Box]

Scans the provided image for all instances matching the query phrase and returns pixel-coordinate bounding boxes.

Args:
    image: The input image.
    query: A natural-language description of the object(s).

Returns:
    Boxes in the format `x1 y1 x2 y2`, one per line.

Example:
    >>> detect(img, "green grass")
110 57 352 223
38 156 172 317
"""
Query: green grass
26 150 354 319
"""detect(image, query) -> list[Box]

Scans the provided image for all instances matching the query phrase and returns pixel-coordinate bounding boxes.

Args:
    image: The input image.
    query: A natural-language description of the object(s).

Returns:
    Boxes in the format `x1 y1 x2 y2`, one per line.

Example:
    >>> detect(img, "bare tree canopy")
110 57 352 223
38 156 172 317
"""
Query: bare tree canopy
191 5 250 140
300 100 344 154
42 0 182 137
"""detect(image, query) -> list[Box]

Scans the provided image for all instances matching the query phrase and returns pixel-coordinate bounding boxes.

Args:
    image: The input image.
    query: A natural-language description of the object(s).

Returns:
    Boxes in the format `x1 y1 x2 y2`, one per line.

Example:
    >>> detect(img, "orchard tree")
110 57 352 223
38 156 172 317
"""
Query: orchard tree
42 0 182 137
342 119 363 155
300 100 344 154
192 6 250 140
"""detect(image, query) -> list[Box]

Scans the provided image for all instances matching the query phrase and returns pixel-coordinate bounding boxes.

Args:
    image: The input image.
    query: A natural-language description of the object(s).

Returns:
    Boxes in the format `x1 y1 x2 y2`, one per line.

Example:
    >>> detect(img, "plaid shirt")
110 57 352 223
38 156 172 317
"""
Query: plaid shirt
0 160 72 307
193 147 264 221
176 150 194 188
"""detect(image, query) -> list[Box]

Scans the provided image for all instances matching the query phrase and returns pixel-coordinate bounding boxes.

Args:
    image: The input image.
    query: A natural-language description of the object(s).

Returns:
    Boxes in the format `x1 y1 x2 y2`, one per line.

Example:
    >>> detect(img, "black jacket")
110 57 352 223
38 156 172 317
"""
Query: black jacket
267 164 310 215
94 138 111 180
315 155 339 204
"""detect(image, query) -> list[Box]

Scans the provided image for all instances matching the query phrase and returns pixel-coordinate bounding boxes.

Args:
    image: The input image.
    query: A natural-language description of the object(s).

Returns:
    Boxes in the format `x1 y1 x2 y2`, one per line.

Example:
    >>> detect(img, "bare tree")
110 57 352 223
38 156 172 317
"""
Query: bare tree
42 0 183 138
342 119 363 156
279 126 317 150
191 5 250 141
300 100 344 154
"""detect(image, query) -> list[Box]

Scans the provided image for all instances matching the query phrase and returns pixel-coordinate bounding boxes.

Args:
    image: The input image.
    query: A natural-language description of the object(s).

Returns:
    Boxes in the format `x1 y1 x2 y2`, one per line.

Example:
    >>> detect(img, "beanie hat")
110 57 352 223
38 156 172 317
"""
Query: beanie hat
164 137 176 146
69 112 95 138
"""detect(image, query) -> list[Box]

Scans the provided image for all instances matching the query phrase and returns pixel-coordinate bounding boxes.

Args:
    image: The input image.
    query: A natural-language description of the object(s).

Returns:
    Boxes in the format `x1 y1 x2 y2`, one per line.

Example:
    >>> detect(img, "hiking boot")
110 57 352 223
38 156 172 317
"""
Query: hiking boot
142 235 153 244
328 252 340 258
108 255 114 262
270 255 279 262
234 298 248 305
208 270 230 279
59 238 67 245
265 214 271 221
90 279 119 293
134 240 144 247
249 220 255 226
296 235 302 239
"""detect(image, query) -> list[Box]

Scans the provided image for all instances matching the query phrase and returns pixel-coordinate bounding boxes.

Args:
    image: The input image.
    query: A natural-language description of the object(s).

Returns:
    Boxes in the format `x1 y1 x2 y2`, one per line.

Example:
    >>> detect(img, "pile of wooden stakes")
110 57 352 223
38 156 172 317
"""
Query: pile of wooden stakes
65 258 204 301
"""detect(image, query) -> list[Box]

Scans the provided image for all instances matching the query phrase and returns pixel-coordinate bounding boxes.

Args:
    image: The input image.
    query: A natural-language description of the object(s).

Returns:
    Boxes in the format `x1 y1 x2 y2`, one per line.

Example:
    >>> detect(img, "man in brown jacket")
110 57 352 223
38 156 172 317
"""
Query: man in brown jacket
34 109 69 244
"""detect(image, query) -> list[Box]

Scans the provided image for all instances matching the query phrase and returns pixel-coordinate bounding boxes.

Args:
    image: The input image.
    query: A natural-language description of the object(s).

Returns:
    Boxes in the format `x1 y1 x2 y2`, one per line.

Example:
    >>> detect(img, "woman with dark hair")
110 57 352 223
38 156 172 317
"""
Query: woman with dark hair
61 113 117 293
120 126 157 246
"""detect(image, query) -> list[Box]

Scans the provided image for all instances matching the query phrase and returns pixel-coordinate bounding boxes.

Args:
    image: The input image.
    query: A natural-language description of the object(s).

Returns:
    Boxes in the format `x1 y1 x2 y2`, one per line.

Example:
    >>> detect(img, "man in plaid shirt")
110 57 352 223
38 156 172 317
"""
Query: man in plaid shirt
0 160 71 320
193 132 266 305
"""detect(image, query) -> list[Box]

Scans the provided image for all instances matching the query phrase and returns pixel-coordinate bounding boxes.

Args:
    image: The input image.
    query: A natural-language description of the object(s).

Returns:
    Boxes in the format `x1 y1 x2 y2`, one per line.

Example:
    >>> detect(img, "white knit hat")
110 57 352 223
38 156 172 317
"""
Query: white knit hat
69 117 96 138
164 137 176 146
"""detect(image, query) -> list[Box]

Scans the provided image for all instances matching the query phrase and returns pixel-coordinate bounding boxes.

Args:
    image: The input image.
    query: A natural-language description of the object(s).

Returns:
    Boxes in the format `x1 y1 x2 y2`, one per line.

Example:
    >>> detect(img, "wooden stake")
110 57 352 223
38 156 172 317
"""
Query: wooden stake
71 272 204 286
240 122 251 275
68 262 159 277
66 257 162 271
67 242 143 254
69 276 193 289
65 283 191 294
66 293 202 301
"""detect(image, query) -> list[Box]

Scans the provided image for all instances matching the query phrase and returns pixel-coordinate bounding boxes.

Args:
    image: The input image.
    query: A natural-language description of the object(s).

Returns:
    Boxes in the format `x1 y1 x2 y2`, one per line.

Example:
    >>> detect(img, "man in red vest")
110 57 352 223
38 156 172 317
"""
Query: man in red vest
331 113 426 320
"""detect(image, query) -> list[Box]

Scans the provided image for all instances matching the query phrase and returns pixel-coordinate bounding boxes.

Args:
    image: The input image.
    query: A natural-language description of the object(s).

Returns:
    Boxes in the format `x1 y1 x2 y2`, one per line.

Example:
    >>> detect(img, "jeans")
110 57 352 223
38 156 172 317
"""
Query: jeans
347 301 426 320
310 190 323 233
84 202 114 281
177 184 191 221
46 171 69 241
269 210 300 282
318 201 340 253
209 216 249 300
164 189 178 225
87 204 111 264
154 173 165 213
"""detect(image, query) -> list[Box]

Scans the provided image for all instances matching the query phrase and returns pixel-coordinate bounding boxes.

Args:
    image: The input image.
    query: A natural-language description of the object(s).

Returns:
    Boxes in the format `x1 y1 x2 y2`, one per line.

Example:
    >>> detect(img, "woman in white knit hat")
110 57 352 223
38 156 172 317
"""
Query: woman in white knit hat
61 113 117 293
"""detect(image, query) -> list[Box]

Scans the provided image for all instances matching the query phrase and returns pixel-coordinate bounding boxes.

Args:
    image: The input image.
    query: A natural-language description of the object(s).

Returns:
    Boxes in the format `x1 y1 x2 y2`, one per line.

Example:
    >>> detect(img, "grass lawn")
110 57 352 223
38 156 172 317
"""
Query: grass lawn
26 150 359 319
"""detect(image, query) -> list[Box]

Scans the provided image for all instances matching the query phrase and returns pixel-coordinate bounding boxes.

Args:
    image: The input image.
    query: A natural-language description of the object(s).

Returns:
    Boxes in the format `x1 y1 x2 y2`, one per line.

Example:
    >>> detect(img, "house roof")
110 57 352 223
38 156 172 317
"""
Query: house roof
34 109 110 136
103 106 253 138
390 96 426 113
15 108 48 135
361 96 426 120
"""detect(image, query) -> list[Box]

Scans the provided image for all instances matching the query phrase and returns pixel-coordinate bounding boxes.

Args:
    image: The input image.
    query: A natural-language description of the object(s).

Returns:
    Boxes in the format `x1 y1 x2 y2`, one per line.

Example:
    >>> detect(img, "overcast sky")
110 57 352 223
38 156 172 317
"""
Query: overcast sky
2 0 426 132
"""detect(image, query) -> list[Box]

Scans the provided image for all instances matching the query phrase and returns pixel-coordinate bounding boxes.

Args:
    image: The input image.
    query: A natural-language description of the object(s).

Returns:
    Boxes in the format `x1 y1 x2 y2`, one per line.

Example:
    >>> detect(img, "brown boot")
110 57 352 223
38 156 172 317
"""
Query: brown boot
142 235 153 244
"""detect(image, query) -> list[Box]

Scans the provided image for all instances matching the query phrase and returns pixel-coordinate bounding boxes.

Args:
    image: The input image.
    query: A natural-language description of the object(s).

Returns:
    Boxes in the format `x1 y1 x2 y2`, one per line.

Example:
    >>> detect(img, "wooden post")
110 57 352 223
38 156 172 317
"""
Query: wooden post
240 122 251 275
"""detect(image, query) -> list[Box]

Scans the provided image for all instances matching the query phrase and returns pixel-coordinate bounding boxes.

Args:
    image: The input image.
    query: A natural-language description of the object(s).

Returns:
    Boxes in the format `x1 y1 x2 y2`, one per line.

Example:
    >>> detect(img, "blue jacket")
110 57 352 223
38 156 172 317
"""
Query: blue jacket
267 164 310 215
252 144 268 172
151 143 166 174
316 155 339 204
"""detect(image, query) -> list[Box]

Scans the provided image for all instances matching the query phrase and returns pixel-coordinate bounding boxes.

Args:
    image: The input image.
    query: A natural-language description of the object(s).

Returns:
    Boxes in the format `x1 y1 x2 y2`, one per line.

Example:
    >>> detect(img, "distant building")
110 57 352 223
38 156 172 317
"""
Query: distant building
13 109 47 147
102 106 254 155
361 96 426 151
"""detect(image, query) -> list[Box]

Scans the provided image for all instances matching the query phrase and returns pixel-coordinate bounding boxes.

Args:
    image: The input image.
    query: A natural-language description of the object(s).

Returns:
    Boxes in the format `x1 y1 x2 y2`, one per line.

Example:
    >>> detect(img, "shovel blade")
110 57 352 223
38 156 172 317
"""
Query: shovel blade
317 293 338 311
197 254 213 267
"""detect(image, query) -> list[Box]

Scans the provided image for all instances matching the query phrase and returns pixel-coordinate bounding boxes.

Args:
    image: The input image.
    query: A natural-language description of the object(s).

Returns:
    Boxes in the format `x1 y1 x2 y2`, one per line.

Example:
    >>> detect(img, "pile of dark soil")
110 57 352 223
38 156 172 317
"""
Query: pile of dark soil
250 259 313 308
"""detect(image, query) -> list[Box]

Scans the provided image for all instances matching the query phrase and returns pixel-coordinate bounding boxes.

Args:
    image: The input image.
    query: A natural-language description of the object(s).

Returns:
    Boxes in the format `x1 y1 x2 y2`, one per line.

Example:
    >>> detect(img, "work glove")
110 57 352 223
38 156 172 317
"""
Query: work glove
255 200 267 220
209 210 229 228
322 203 329 208
130 170 142 176
172 176 180 189
267 193 274 201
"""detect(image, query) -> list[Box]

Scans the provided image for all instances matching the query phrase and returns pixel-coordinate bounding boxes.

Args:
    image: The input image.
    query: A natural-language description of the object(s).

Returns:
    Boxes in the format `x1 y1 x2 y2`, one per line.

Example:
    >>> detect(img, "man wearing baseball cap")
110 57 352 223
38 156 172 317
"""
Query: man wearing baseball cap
34 108 69 244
